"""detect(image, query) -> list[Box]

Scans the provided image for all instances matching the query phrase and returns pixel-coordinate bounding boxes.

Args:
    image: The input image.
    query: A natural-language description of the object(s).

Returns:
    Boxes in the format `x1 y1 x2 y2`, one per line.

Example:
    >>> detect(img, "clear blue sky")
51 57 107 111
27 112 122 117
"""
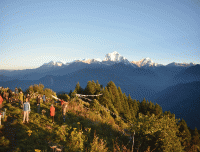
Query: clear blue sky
1 0 200 69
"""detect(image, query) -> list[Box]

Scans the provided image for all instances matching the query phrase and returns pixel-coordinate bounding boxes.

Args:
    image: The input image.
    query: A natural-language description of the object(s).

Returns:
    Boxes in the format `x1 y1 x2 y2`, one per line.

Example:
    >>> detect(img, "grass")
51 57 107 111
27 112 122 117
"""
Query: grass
0 96 133 152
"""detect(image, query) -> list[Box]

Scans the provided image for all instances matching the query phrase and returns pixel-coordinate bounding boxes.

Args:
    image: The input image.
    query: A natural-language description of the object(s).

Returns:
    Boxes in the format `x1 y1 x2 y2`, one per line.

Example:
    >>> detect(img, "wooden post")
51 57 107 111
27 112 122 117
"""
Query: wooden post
132 130 135 152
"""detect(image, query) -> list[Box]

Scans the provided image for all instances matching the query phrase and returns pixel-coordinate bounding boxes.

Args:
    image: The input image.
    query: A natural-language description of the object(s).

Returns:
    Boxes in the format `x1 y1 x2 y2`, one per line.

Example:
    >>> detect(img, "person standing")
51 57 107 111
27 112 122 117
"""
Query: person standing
0 110 1 126
62 102 68 122
27 94 31 102
0 94 3 111
23 98 31 123
0 87 3 96
8 89 13 103
43 94 46 103
37 95 40 113
59 99 65 106
15 87 18 94
15 87 18 100
50 104 55 124
18 91 24 108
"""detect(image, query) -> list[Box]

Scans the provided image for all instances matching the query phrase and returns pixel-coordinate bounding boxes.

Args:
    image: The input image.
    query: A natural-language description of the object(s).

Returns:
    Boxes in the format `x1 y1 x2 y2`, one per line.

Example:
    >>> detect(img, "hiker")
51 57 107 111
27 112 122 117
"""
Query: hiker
0 110 1 125
50 104 55 124
62 102 68 122
59 99 65 106
18 91 24 108
0 87 3 96
0 94 3 110
27 94 31 102
43 94 46 103
15 87 18 94
5 91 9 102
23 98 31 123
46 97 49 103
37 95 40 113
8 89 13 103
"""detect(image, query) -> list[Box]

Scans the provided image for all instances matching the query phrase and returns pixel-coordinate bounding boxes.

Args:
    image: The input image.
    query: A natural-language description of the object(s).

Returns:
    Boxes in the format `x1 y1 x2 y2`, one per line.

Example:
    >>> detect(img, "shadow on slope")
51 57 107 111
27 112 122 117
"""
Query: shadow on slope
152 81 200 130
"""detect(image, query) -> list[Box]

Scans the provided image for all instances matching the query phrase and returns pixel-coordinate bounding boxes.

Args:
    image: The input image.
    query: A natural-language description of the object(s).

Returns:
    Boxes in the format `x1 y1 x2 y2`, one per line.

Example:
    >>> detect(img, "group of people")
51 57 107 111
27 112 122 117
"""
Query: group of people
0 87 69 124
49 99 69 124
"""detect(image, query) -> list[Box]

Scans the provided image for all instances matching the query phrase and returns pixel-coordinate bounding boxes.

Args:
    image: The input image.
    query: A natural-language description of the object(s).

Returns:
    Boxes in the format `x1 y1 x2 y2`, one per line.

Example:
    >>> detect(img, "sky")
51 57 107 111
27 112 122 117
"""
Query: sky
0 0 200 69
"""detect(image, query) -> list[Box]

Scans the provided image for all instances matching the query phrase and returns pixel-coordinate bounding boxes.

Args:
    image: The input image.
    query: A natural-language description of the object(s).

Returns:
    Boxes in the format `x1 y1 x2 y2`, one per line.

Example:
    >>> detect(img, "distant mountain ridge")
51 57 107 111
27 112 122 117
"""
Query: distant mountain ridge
0 52 197 75
41 61 64 68
36 51 197 69
152 81 200 130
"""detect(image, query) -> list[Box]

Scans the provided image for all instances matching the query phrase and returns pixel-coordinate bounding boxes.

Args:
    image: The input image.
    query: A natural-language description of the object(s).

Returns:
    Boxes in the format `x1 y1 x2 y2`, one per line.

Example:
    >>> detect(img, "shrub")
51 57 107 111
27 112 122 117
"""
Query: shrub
90 132 108 152
0 136 10 149
68 128 86 152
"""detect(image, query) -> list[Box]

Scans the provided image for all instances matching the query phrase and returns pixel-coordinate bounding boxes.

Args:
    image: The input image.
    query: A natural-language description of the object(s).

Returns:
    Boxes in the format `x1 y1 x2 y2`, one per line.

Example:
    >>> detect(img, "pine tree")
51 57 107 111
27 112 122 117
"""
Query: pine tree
132 99 139 120
68 90 72 97
117 86 125 114
140 98 147 115
99 87 112 108
71 90 77 98
154 103 163 117
106 81 121 113
122 93 131 121
127 94 134 119
190 127 200 152
177 119 192 151
85 81 96 95
148 101 155 116
95 80 101 93
91 80 96 93
132 113 184 152
75 82 83 94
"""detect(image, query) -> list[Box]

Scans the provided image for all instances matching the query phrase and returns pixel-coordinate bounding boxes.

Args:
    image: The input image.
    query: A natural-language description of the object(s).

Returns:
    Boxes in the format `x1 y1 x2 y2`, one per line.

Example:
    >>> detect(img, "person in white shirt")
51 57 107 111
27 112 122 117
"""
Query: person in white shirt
23 98 31 123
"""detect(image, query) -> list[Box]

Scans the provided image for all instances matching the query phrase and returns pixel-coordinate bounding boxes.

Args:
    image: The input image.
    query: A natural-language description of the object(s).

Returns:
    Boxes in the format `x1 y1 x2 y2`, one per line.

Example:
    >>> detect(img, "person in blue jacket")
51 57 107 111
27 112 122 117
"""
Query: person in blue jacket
23 98 31 123
43 94 46 103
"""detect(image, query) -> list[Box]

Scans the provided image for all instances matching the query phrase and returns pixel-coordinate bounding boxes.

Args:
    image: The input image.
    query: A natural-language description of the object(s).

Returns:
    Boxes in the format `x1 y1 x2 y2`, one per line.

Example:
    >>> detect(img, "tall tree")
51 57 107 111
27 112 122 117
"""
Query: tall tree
95 80 101 93
154 103 163 117
107 82 121 113
71 90 77 98
140 98 147 115
132 113 184 152
190 127 200 152
127 94 134 119
117 87 125 114
75 82 83 94
147 101 155 116
177 119 191 151
132 99 139 120
121 93 131 121
85 81 96 95
99 87 112 108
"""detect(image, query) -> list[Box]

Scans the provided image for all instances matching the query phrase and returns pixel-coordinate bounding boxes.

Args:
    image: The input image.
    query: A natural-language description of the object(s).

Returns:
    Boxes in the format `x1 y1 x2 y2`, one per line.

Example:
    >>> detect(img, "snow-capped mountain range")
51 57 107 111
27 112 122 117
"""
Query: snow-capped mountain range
42 61 64 67
40 51 196 68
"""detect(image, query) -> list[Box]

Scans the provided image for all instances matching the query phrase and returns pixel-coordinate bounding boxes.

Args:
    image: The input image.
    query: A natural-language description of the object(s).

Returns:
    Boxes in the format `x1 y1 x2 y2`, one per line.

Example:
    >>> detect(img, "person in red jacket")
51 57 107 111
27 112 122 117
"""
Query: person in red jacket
59 99 65 106
0 94 3 110
50 104 55 124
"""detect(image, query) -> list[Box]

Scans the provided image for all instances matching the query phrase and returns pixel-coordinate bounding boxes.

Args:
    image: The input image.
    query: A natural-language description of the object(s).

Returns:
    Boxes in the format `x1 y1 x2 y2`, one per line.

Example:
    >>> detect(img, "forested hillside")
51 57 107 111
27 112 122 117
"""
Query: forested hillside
0 81 200 152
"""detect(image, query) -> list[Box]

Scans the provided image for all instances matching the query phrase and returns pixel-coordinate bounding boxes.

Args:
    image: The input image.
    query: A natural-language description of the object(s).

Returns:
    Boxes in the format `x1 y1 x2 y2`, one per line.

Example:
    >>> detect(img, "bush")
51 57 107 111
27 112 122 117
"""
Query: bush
0 136 10 149
90 133 108 152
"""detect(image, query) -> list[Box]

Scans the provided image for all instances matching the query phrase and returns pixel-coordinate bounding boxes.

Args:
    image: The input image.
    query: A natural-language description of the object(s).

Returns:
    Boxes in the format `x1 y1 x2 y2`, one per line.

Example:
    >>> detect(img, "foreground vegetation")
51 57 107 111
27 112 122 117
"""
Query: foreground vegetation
0 81 200 151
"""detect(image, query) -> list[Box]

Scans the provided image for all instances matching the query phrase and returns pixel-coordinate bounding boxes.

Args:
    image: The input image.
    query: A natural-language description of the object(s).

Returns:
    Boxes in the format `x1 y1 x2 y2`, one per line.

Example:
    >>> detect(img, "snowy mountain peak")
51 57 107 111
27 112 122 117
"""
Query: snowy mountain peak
103 51 129 63
131 58 160 67
141 57 154 65
166 62 196 67
82 58 102 64
42 61 64 67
